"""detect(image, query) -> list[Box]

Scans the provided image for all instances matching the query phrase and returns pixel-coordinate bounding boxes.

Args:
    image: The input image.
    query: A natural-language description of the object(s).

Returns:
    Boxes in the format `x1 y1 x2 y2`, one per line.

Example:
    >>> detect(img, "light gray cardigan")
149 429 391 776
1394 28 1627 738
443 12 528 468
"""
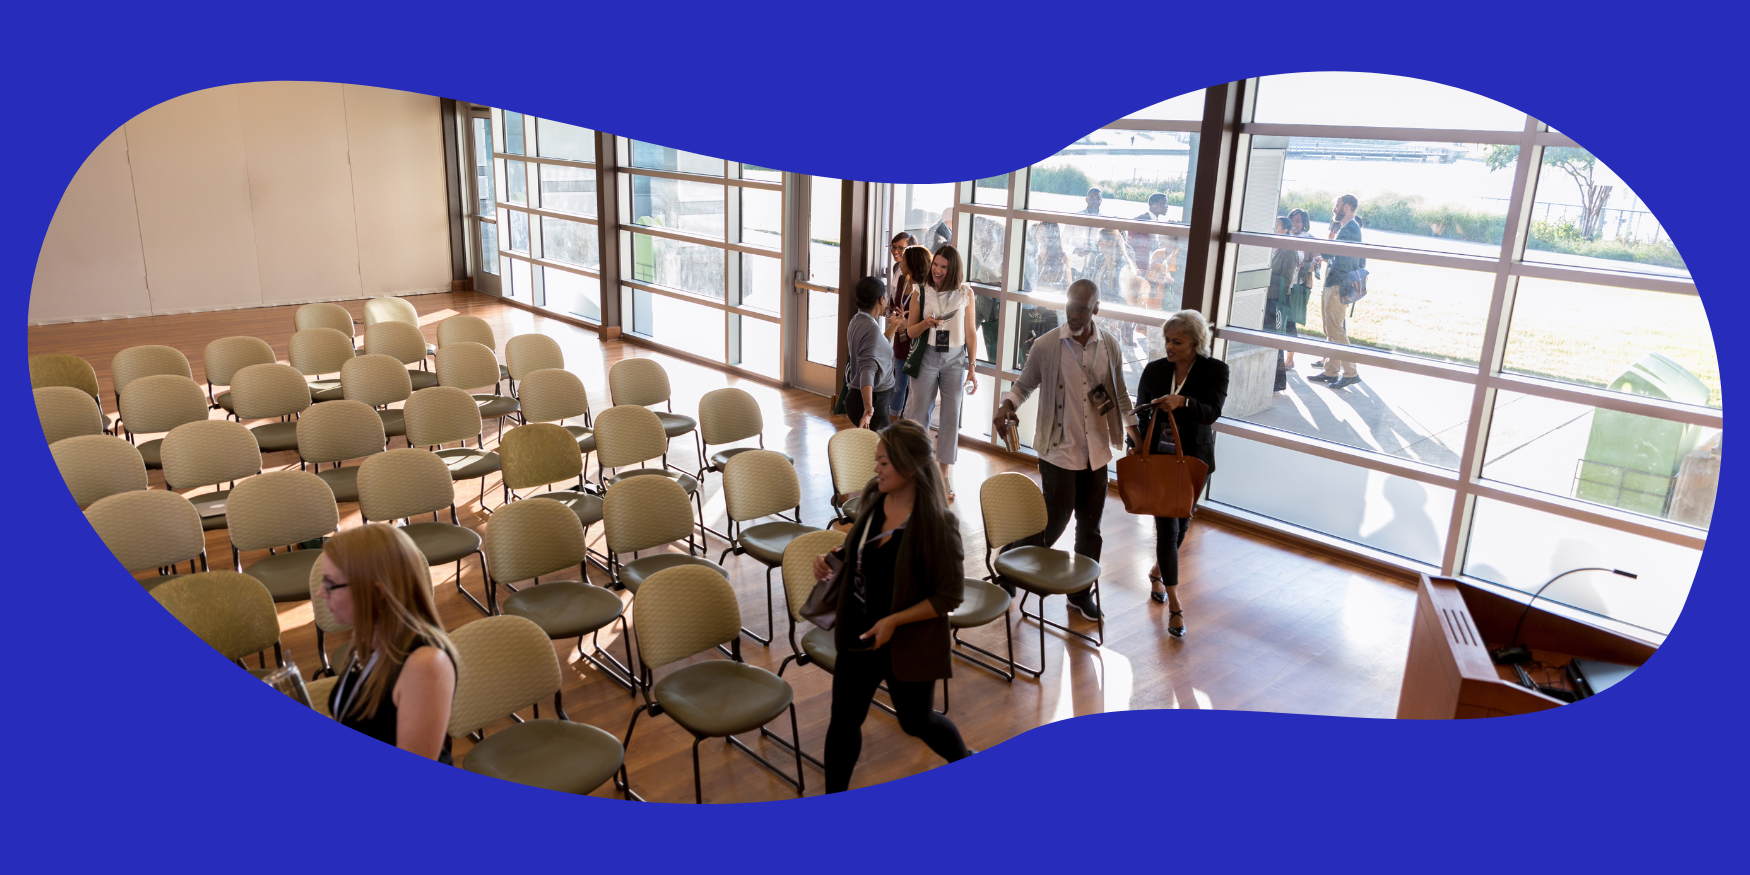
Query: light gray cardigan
1004 325 1137 459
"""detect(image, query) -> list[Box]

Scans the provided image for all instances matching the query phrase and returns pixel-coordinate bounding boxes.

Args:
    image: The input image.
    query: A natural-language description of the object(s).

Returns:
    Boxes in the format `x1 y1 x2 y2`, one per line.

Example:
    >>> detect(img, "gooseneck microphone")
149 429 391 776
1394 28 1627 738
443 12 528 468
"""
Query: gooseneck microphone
1489 567 1638 665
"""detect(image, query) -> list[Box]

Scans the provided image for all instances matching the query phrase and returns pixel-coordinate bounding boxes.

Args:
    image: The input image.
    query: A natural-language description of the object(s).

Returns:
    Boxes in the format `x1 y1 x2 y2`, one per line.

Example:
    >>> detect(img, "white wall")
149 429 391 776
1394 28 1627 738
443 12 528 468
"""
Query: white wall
29 82 453 324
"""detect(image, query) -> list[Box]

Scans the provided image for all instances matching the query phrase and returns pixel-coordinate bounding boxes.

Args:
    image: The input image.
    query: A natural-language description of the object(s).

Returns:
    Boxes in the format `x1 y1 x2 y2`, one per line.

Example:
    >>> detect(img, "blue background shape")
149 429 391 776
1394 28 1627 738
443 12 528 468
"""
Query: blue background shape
8 1 1738 869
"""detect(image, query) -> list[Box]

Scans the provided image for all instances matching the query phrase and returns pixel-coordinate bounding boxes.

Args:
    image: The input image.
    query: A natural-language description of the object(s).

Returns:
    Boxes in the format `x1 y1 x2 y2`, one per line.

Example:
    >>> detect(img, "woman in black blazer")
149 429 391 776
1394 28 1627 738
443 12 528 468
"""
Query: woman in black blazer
1133 310 1228 638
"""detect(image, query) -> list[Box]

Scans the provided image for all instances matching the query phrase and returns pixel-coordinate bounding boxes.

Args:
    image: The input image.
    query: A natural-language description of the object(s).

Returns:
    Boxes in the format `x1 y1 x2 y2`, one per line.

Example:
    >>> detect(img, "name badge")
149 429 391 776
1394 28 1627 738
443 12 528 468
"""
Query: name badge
1086 382 1115 416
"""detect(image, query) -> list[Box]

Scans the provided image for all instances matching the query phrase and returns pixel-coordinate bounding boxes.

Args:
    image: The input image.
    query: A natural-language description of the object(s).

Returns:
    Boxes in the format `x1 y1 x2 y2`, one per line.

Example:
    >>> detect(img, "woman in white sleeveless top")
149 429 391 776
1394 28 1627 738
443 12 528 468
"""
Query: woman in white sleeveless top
902 244 978 500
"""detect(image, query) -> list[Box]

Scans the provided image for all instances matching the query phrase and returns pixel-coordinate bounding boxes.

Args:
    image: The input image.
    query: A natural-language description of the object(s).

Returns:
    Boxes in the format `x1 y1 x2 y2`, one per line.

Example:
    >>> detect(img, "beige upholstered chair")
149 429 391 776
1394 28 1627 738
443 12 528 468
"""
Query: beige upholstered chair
294 302 357 341
151 571 284 670
116 374 209 470
30 353 113 433
52 435 147 509
592 405 699 508
623 565 803 803
517 368 595 462
448 615 631 797
979 472 1103 677
484 497 632 692
229 363 312 455
436 313 498 350
85 489 207 589
112 344 193 412
601 475 725 594
306 559 352 679
503 333 563 396
826 427 879 523
357 448 489 615
340 354 414 443
498 423 601 535
402 387 501 508
160 419 262 531
202 336 276 415
717 449 818 645
289 327 356 402
608 357 701 474
769 528 848 768
364 295 419 327
36 386 105 445
224 470 339 604
363 320 439 390
698 387 788 476
435 341 519 437
947 577 1016 699
295 400 386 503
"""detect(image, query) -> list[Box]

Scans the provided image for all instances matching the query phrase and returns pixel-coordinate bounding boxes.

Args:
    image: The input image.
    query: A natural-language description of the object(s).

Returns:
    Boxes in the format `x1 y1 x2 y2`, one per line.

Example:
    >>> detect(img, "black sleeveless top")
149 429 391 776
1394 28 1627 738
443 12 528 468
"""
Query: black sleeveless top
329 638 455 765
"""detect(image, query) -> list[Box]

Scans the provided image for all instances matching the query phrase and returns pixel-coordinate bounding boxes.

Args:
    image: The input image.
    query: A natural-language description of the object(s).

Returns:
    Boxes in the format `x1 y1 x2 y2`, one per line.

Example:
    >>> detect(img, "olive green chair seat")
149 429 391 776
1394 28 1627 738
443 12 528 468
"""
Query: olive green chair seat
737 521 818 566
215 391 236 414
434 447 501 480
652 659 794 739
992 546 1100 595
503 581 624 640
561 424 596 454
137 438 166 470
191 491 232 531
243 550 325 602
527 489 603 527
709 446 793 473
464 719 625 794
314 466 360 503
140 572 192 592
801 626 837 674
656 411 696 440
951 578 1013 629
402 522 483 565
617 553 726 594
474 395 520 420
376 408 407 438
408 369 440 390
310 380 346 402
249 420 302 454
608 467 697 496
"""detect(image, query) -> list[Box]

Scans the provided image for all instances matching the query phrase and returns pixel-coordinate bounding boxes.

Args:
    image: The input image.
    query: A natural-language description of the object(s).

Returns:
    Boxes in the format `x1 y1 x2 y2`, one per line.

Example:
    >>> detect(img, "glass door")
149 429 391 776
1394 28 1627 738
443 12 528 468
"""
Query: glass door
467 108 501 297
787 175 841 395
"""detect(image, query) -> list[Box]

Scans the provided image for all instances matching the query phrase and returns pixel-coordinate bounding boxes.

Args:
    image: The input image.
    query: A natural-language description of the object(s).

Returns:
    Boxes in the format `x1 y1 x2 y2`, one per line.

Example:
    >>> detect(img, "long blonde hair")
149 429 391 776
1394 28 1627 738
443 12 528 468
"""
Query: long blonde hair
327 524 456 720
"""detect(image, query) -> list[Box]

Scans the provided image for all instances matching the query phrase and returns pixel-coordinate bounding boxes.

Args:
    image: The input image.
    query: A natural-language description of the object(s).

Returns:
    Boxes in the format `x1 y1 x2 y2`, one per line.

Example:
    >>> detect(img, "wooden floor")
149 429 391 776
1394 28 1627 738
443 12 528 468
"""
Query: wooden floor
32 291 1420 802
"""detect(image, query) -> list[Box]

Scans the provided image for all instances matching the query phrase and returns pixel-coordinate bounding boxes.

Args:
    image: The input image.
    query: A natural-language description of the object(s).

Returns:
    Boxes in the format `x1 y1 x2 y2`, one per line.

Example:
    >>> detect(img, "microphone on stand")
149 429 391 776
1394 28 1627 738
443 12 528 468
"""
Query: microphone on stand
1489 567 1637 666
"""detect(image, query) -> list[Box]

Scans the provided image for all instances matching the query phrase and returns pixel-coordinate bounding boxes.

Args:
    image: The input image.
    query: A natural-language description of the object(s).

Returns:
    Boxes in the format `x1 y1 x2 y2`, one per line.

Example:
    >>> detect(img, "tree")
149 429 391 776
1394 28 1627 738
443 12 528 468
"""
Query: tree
1484 145 1613 240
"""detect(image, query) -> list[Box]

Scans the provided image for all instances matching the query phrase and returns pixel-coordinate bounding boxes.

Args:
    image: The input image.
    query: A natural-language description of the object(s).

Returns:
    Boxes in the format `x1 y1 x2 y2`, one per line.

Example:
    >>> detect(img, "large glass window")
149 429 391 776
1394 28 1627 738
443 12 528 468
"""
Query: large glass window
538 165 596 217
1503 277 1718 406
1253 73 1527 131
1026 129 1198 225
1518 150 1687 279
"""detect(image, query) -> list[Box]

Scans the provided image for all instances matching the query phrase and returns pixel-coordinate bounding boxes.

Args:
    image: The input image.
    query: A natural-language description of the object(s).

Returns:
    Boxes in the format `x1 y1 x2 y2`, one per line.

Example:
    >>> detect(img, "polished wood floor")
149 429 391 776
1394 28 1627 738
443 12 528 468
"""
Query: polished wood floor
31 292 1419 801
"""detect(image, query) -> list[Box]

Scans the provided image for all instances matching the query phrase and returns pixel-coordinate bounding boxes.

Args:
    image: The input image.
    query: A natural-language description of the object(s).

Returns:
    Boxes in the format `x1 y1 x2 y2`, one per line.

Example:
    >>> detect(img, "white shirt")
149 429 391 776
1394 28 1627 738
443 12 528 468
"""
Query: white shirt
1037 332 1113 471
921 285 969 352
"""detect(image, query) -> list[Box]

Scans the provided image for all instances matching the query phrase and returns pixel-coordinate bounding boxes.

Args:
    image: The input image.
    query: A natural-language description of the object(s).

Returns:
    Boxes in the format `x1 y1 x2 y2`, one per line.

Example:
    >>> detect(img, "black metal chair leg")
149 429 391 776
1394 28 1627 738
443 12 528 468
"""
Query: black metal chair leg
692 737 705 804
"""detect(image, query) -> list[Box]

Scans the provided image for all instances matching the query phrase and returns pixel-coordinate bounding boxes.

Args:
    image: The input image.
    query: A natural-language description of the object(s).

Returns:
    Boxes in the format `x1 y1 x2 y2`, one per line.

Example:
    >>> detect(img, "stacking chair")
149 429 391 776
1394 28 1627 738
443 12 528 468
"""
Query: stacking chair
112 344 193 413
622 565 804 803
357 448 490 616
36 386 105 445
698 387 789 475
160 420 262 531
363 296 434 357
601 475 725 595
435 341 519 439
224 470 339 605
52 435 147 509
766 528 848 769
116 375 209 470
517 368 595 467
978 472 1103 677
826 428 879 524
295 400 387 503
448 615 632 797
294 302 357 346
202 336 276 415
592 405 701 532
608 357 702 476
30 353 114 433
340 354 414 445
85 489 207 589
403 387 502 509
363 320 439 390
306 560 351 679
498 423 602 546
151 571 284 672
717 450 819 646
947 578 1016 700
484 497 633 692
436 314 509 383
504 333 563 399
229 363 312 456
289 327 356 403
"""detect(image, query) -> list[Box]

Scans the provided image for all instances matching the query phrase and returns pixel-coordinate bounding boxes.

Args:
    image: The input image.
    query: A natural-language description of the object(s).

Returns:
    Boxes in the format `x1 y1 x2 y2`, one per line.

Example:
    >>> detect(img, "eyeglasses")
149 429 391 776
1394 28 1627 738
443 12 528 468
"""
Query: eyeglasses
320 577 349 597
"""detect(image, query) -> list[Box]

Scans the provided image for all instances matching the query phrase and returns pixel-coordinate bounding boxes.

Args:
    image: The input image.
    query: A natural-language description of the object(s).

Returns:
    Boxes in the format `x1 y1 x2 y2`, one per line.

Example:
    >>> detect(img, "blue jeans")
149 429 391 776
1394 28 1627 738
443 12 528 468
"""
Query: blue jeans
888 353 910 416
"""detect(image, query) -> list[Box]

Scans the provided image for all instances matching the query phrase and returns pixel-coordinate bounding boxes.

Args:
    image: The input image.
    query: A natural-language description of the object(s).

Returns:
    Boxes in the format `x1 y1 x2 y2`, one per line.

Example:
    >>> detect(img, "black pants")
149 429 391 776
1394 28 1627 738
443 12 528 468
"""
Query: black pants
1019 459 1108 562
824 647 967 793
1263 303 1298 391
845 386 892 431
1154 515 1191 586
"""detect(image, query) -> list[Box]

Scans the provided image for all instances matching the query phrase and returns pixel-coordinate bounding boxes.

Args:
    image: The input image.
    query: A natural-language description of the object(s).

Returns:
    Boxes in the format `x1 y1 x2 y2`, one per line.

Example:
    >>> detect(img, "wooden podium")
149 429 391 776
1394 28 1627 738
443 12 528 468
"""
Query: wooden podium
1397 575 1658 719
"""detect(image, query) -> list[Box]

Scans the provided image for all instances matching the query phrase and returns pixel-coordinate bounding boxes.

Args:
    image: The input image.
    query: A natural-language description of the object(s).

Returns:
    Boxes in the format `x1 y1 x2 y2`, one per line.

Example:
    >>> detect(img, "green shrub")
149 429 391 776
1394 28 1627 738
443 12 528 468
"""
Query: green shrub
1096 176 1185 205
1525 220 1687 270
1031 164 1092 196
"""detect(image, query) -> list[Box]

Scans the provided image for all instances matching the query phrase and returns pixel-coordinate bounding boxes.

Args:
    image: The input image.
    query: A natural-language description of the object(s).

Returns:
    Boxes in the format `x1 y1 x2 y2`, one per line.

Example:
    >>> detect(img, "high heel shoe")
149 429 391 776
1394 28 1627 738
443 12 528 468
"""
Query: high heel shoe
1168 610 1186 637
1149 572 1167 604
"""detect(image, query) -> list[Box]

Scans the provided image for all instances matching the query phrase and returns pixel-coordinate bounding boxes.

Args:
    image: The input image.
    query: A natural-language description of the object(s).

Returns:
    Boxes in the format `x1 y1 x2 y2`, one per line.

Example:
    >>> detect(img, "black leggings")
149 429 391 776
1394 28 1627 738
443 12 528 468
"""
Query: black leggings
844 386 892 432
1154 516 1191 587
824 646 967 793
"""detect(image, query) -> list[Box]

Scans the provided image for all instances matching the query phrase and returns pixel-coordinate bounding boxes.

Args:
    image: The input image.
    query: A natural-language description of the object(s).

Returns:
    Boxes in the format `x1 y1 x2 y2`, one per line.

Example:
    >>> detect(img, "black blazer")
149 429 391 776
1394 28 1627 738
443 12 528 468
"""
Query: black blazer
832 492 965 683
1134 354 1228 475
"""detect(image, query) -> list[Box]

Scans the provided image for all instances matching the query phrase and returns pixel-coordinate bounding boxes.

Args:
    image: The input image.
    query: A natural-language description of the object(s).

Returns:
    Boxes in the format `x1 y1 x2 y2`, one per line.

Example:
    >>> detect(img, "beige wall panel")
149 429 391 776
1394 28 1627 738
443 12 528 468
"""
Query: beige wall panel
344 85 451 297
237 81 362 303
29 129 151 323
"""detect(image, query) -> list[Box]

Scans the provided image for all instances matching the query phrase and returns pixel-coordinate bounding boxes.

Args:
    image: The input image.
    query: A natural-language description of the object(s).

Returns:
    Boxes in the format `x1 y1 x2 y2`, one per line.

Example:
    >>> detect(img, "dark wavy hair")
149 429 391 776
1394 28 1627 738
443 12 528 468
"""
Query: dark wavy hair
849 419 956 579
932 244 965 291
901 245 934 292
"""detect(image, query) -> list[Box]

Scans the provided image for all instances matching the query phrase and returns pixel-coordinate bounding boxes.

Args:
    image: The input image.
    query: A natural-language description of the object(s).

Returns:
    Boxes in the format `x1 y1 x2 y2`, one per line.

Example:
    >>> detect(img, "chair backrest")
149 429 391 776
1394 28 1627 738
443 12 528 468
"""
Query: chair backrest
118 375 209 436
308 559 351 634
447 615 562 737
161 420 261 490
499 423 582 492
29 353 101 399
364 296 420 328
591 405 667 470
608 357 672 408
980 472 1049 547
437 314 497 351
435 341 501 392
517 368 589 424
53 435 147 509
151 571 280 662
36 386 104 445
722 449 801 523
289 327 356 377
403 387 482 447
357 448 454 522
602 475 694 554
504 333 565 382
484 497 587 584
698 387 762 447
363 321 429 366
340 354 412 407
297 399 386 465
827 428 880 498
635 566 743 670
781 529 847 624
202 336 276 388
230 363 312 420
85 489 205 572
225 470 339 552
113 345 193 396
294 302 356 338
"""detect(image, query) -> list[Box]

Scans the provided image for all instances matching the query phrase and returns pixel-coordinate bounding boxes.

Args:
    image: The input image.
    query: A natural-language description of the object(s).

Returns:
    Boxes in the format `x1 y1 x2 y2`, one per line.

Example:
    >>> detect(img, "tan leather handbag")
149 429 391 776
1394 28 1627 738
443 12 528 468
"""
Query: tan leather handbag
1116 410 1208 518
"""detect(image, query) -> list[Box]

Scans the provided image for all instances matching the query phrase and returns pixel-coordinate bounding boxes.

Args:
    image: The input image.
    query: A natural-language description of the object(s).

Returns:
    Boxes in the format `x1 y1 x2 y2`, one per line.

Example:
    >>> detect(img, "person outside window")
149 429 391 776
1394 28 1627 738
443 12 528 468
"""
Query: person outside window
1310 194 1364 389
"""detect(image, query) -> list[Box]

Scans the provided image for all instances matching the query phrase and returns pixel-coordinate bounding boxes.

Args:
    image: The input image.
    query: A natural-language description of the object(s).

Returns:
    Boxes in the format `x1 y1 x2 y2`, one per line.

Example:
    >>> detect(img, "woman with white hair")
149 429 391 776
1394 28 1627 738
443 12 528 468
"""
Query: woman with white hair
1131 310 1228 638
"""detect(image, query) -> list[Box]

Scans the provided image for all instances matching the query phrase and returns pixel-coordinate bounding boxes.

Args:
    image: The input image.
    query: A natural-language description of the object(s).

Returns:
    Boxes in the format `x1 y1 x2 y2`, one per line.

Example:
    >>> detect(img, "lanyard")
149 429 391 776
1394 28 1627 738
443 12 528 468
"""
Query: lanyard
1062 332 1103 388
332 649 381 719
852 517 906 606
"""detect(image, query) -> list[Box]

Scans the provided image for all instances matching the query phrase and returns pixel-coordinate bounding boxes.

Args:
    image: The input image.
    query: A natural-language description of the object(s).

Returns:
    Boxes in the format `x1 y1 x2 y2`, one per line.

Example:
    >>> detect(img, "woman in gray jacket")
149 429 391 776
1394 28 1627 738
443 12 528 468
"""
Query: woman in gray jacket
844 276 897 431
